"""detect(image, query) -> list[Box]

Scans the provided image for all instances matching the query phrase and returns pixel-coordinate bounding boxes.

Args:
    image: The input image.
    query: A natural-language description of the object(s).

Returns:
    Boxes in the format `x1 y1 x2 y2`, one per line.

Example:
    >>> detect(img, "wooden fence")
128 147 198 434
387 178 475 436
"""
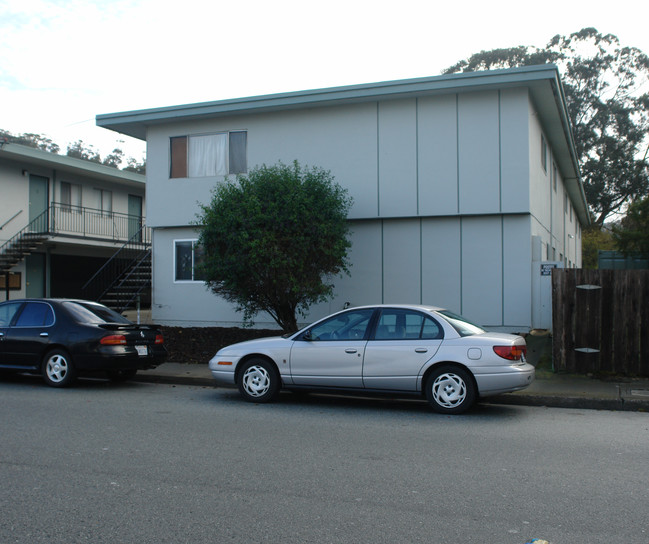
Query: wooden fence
552 269 649 376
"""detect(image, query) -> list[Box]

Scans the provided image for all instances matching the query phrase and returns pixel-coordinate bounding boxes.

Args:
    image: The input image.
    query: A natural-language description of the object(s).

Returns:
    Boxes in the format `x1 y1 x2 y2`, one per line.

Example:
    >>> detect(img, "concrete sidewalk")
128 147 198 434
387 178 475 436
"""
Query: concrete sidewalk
135 362 649 412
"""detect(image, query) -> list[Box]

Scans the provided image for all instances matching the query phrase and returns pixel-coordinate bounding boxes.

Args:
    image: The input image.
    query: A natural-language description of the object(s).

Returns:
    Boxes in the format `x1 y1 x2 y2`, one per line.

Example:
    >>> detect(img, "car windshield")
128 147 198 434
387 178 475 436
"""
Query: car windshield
437 310 485 337
63 301 132 325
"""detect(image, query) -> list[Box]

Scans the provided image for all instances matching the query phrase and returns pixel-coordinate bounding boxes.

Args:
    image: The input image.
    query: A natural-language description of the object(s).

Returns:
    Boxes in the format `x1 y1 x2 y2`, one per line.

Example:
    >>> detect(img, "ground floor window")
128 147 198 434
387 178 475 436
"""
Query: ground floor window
174 239 205 282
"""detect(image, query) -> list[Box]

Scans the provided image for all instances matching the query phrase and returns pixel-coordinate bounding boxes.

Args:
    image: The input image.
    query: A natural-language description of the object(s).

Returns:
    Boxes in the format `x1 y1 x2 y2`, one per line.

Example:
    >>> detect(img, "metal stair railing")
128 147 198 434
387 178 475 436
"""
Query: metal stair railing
0 209 50 272
101 248 152 313
81 225 152 311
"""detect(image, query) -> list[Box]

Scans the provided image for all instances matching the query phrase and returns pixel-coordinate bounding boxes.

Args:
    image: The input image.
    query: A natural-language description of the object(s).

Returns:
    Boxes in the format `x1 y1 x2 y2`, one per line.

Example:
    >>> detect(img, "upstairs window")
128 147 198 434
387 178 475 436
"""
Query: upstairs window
61 181 81 212
95 189 112 215
541 134 548 172
170 131 247 178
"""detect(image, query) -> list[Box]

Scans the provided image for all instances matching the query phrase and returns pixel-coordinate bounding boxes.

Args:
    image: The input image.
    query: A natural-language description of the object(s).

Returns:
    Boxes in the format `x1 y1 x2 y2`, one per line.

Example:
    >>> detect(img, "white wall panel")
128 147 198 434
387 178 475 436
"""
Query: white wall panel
500 88 530 213
382 219 421 303
461 217 503 326
502 215 532 328
421 218 462 311
418 95 459 216
458 92 501 214
378 100 418 217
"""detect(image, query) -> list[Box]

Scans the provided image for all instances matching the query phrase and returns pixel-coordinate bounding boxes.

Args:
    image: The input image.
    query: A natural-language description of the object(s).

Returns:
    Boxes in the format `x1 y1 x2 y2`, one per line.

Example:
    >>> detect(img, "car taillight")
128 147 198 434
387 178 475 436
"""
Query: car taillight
493 345 527 361
155 334 164 344
100 334 127 345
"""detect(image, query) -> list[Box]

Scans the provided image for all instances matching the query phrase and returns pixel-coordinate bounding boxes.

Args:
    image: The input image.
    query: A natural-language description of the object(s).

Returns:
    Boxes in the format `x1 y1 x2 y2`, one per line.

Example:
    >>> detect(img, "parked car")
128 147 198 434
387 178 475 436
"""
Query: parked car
0 298 166 387
209 304 534 414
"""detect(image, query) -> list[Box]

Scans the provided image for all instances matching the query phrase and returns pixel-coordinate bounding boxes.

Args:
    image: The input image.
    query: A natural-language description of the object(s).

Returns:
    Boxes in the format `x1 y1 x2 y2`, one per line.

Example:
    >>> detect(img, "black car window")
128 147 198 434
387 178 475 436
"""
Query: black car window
308 308 374 341
0 302 23 327
374 309 443 340
14 302 54 327
62 301 131 324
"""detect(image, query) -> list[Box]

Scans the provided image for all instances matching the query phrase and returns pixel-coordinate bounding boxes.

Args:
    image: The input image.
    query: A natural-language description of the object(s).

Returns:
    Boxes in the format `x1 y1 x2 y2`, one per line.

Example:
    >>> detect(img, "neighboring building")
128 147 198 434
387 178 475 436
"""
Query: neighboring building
0 142 151 310
97 65 589 332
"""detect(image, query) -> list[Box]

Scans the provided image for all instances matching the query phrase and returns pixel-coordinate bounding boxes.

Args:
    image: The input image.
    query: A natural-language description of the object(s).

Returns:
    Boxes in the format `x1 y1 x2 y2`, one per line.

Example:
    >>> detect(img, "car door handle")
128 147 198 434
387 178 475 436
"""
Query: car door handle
40 332 49 337
345 348 357 354
415 348 428 353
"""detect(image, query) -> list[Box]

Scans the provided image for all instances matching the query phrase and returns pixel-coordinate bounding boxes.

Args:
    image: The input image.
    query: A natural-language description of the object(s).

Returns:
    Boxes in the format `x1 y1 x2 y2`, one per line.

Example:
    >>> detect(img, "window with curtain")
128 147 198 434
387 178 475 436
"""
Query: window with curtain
170 131 247 178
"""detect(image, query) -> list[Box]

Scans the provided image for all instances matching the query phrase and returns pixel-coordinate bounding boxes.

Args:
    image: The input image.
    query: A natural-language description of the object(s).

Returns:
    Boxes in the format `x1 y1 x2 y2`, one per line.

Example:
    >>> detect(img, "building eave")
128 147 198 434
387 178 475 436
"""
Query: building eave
96 64 589 225
0 143 145 188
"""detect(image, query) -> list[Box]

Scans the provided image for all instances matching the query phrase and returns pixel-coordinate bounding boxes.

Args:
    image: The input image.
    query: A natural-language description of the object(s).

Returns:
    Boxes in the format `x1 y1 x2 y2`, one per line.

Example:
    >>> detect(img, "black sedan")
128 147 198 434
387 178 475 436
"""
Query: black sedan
0 298 166 387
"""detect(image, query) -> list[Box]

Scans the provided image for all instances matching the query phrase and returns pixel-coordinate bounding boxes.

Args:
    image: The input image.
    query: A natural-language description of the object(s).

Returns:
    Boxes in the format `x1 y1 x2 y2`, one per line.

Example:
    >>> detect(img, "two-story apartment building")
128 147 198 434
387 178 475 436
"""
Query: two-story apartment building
96 65 589 332
0 142 150 310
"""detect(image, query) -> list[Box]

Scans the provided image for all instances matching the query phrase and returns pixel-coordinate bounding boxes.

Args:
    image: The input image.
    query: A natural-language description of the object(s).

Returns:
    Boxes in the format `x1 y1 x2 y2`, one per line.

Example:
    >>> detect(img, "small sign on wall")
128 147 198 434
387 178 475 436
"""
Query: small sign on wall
540 263 558 276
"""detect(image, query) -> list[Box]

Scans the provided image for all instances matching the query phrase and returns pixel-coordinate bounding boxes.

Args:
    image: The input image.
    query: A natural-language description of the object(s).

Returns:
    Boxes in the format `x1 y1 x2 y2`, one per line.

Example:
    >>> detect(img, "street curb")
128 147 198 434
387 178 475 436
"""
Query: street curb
133 373 649 412
483 394 649 412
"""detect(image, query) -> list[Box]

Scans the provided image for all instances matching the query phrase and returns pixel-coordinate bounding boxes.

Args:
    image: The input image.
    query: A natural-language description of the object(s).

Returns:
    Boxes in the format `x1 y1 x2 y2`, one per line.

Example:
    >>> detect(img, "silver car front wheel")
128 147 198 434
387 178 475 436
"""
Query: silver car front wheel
238 359 280 403
425 366 475 414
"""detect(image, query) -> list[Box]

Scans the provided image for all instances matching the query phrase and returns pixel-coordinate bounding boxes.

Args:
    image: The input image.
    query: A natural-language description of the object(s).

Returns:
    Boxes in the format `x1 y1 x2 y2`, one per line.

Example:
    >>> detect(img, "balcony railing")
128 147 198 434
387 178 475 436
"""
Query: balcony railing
47 202 149 244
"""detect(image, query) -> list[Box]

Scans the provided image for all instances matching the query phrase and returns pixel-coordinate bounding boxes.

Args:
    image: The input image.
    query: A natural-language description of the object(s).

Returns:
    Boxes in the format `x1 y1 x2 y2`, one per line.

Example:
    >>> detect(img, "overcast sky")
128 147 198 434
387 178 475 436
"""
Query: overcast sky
1 0 647 161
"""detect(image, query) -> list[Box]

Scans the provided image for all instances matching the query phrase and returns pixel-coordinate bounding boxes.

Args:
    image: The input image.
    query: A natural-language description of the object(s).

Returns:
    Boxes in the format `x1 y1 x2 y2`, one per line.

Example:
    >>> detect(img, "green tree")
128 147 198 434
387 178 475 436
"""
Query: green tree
123 156 146 174
444 28 649 227
102 147 125 168
197 161 353 332
0 129 60 153
581 225 616 268
612 197 649 258
66 140 102 163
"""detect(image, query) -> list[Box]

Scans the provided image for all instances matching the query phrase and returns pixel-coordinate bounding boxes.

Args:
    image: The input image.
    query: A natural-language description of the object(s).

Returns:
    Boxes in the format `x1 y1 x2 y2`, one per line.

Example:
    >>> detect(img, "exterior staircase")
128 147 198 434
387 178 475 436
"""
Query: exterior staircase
1 205 152 313
0 210 49 273
81 226 152 313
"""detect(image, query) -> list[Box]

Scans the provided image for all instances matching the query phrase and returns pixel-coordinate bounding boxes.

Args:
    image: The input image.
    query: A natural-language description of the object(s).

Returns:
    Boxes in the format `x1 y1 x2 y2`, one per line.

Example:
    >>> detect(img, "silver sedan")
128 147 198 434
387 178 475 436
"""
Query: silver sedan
209 305 534 414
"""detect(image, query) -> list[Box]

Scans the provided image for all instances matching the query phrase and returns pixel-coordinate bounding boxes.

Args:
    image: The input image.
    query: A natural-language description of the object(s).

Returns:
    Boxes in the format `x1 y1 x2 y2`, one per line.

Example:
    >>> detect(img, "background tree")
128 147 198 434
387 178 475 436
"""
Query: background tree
444 28 649 227
66 140 102 163
197 161 353 332
0 128 60 153
612 196 649 258
581 225 616 269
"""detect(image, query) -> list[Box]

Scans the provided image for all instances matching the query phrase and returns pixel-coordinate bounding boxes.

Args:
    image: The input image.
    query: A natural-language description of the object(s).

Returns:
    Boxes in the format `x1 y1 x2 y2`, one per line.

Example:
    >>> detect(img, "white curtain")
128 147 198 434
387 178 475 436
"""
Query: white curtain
188 134 227 177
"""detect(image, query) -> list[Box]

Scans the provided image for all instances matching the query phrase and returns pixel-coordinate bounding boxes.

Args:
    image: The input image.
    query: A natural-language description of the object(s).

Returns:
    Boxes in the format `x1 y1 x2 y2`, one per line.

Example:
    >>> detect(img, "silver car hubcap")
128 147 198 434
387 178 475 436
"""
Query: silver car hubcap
432 372 467 408
46 355 69 383
242 365 271 397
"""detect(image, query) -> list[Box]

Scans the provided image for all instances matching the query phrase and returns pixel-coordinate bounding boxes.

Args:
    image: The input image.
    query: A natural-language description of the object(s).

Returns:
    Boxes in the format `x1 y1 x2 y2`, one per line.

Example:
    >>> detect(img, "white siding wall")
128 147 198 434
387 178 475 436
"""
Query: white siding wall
146 88 559 330
0 160 31 245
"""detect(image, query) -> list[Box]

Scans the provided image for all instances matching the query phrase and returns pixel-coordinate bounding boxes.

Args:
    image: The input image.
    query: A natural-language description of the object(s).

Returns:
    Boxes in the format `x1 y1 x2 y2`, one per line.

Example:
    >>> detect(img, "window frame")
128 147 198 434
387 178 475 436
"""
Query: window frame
94 188 113 216
170 131 247 179
373 308 444 341
173 239 205 283
60 181 82 213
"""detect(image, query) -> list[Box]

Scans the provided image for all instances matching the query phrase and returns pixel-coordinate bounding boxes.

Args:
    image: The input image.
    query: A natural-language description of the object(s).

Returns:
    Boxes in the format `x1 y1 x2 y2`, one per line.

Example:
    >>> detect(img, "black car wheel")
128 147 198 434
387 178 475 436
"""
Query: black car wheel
425 365 476 414
237 359 280 403
42 349 76 388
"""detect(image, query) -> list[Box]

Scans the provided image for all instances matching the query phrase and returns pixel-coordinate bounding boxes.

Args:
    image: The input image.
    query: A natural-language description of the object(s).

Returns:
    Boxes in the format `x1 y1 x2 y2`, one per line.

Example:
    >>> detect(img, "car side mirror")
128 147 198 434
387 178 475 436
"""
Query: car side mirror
302 330 313 341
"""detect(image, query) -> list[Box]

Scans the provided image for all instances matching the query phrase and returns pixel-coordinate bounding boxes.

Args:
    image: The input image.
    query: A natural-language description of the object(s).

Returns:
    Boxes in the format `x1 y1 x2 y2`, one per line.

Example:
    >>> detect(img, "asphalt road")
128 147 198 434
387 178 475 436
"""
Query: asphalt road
1 375 648 544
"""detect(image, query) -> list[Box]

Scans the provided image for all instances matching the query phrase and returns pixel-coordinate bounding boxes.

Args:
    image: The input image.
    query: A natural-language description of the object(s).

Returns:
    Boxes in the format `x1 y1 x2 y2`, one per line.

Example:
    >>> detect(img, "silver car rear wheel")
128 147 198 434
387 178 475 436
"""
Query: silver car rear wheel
238 359 280 403
425 366 475 414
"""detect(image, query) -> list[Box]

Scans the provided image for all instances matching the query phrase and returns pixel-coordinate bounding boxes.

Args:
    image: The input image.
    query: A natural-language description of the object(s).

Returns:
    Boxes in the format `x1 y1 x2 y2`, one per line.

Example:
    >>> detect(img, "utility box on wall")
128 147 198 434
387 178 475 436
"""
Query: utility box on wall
532 261 563 331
